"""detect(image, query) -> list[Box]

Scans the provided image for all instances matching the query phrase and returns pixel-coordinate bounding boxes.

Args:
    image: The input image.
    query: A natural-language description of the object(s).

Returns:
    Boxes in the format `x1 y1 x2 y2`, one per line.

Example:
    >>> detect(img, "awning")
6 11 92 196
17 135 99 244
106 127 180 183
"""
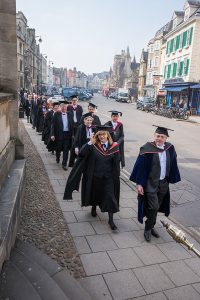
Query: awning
190 84 200 89
162 86 188 92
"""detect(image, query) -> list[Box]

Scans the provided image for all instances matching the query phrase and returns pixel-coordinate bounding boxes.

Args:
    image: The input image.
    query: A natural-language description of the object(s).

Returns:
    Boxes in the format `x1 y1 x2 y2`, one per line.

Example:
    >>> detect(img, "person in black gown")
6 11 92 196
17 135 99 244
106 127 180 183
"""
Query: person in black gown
63 125 120 230
80 103 101 125
104 110 125 168
73 113 96 156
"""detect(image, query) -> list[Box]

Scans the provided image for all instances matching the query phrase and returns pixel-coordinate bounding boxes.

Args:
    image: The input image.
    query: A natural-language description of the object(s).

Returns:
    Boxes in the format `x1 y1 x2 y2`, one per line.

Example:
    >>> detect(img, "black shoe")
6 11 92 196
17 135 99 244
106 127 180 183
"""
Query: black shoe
151 228 160 238
62 165 68 171
144 229 151 242
108 221 118 231
91 206 97 217
56 157 60 164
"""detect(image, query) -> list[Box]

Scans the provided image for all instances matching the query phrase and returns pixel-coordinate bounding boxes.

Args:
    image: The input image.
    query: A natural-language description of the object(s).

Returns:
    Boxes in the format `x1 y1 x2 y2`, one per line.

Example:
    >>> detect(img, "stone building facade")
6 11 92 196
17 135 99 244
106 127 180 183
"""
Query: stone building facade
162 0 200 114
111 46 139 89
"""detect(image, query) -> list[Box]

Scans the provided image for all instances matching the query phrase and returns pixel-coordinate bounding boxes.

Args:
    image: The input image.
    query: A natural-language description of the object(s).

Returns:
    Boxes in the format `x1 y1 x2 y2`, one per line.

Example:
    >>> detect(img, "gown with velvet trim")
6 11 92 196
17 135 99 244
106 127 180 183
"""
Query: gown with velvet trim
64 142 120 213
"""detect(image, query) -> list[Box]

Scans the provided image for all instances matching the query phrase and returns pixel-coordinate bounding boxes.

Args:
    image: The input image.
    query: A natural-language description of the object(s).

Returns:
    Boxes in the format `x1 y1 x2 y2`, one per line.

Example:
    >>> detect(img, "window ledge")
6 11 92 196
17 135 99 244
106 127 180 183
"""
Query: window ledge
178 48 182 52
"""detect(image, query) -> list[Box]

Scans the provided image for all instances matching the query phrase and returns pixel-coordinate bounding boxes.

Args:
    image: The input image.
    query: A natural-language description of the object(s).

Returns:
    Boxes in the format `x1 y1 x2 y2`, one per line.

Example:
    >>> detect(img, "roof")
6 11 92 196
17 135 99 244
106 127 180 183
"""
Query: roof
174 11 184 16
187 0 200 6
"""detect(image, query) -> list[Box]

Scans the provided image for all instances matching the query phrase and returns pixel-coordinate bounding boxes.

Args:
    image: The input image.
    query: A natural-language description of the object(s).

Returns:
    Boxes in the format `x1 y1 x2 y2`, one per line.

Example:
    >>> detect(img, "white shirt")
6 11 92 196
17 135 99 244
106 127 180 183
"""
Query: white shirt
62 113 69 131
112 121 117 129
157 144 166 180
73 107 77 123
86 127 92 139
101 141 108 151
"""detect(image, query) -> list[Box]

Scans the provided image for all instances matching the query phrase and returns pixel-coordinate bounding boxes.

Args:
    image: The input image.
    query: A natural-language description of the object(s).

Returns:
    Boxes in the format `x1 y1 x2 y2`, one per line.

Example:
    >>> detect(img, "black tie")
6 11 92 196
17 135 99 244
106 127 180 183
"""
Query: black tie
103 144 107 152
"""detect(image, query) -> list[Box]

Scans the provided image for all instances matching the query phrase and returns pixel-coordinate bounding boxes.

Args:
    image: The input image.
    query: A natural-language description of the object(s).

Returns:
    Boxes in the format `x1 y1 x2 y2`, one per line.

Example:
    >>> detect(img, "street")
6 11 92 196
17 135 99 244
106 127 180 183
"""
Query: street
89 94 200 231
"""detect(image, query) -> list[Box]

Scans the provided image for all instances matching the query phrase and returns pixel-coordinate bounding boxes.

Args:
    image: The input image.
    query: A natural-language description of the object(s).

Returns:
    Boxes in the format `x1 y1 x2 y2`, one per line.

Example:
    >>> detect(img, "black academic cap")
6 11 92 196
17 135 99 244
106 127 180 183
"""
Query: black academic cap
94 125 113 133
70 94 78 99
88 102 97 109
152 125 174 137
109 110 122 116
59 100 70 104
83 112 94 119
52 101 60 106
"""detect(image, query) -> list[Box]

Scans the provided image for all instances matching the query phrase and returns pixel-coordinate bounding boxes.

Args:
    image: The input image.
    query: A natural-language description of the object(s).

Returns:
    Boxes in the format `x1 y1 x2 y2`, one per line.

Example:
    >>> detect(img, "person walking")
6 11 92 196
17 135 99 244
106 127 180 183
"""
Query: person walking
51 101 73 170
80 103 101 125
73 113 96 156
68 95 83 167
130 125 181 242
63 125 120 230
104 110 125 168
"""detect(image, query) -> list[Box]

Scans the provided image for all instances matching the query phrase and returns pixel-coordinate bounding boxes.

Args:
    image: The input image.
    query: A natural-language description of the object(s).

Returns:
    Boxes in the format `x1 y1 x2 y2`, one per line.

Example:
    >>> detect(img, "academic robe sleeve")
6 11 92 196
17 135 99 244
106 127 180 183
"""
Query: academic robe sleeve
63 143 93 200
130 151 153 187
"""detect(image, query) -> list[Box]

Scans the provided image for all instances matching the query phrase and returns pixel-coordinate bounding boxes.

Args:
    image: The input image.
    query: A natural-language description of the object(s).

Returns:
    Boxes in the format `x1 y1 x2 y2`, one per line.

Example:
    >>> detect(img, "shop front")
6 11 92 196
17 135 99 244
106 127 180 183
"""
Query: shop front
190 84 200 116
162 79 196 111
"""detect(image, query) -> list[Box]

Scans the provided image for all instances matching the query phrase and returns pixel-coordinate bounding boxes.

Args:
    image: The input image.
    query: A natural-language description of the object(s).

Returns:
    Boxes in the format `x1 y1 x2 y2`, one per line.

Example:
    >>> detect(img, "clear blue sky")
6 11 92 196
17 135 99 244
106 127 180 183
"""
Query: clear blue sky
16 0 186 74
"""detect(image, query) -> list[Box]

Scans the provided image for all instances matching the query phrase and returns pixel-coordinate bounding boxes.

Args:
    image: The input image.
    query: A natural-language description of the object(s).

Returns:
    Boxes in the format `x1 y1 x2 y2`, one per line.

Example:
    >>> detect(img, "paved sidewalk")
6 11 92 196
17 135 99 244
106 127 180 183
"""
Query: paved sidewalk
24 120 200 300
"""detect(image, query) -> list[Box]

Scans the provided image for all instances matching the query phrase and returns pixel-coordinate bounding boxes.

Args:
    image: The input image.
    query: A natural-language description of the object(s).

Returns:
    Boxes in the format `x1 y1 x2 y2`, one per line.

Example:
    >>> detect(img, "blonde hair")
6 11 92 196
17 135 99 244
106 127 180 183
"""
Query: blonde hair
94 131 113 145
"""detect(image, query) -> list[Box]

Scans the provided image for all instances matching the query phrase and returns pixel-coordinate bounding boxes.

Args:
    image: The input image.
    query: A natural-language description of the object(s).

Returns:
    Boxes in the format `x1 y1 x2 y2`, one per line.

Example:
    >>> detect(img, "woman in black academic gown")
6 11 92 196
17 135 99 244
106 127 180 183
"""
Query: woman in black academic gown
64 125 120 230
104 110 125 168
74 113 96 154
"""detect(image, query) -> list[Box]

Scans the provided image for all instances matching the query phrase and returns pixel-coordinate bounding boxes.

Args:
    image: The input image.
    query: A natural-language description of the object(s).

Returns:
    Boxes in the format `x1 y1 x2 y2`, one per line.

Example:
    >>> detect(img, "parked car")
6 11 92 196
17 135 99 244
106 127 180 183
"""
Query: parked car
116 89 129 102
77 91 91 101
136 97 155 111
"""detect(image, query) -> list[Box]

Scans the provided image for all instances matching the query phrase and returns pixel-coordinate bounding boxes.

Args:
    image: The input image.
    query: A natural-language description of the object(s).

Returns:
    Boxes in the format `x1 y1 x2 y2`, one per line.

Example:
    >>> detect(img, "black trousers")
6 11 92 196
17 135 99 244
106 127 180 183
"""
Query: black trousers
56 132 71 166
145 179 169 230
68 124 79 167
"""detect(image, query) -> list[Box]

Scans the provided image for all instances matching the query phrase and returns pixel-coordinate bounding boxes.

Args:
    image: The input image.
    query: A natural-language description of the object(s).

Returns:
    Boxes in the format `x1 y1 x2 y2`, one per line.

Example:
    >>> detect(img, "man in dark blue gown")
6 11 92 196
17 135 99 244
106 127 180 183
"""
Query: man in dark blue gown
130 126 181 242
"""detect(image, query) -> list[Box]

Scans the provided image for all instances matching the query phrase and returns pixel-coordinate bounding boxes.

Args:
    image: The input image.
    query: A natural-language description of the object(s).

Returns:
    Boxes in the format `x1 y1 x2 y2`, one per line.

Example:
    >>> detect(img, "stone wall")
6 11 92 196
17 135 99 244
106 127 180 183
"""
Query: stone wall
0 0 18 94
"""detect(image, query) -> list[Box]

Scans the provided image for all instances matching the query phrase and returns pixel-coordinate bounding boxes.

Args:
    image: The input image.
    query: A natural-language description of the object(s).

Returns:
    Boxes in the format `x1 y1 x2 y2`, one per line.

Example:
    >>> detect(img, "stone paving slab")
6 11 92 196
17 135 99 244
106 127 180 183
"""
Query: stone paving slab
134 265 175 294
78 275 113 300
103 270 146 300
184 257 200 277
164 285 200 300
86 234 118 252
157 241 192 261
160 260 200 286
107 248 143 270
80 252 116 276
133 292 168 300
73 237 91 255
68 222 95 237
133 244 169 265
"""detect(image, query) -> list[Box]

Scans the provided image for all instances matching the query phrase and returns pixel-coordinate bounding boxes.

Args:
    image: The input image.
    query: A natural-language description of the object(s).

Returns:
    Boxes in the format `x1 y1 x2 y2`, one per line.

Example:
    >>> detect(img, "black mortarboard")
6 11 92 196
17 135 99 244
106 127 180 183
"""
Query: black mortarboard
70 94 78 99
152 125 174 137
83 112 94 119
59 100 70 104
109 110 122 116
52 101 60 106
88 103 97 109
94 125 113 133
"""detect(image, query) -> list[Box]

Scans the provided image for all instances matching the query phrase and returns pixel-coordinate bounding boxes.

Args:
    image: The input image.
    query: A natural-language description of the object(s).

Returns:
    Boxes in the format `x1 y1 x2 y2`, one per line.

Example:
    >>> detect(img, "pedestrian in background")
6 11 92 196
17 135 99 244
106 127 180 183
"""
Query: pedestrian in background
51 101 73 171
63 125 120 230
130 126 181 242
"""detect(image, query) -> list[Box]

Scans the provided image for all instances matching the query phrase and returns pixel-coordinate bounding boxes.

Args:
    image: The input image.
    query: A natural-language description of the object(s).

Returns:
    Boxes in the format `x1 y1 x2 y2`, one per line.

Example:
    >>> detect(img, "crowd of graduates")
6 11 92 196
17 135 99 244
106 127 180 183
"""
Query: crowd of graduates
20 90 181 239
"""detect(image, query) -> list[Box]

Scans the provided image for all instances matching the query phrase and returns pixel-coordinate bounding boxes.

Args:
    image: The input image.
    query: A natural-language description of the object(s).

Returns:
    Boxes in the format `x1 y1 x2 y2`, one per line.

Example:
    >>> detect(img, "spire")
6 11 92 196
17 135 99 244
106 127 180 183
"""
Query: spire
132 55 136 64
126 45 130 57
